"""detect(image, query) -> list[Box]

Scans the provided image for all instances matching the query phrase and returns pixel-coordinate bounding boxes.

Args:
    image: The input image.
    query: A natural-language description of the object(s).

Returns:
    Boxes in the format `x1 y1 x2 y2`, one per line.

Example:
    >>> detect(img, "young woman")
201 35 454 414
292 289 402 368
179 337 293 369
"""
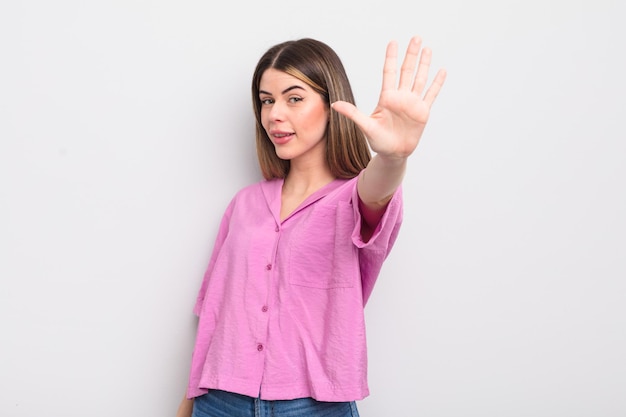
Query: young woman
177 35 446 417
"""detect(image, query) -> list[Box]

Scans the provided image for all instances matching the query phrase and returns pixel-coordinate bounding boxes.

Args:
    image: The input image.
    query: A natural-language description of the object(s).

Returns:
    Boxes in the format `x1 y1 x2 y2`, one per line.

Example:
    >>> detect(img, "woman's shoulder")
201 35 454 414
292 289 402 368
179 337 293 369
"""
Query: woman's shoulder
229 178 282 202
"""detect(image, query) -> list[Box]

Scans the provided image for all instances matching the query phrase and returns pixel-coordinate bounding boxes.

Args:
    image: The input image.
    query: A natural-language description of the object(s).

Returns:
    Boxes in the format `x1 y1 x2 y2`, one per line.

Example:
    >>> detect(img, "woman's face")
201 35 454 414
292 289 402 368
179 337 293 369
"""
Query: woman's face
258 68 329 165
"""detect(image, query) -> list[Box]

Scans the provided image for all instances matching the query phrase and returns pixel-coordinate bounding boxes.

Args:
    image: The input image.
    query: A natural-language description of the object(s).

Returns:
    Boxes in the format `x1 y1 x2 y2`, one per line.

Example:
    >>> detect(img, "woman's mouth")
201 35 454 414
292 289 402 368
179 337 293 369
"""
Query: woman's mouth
271 131 294 145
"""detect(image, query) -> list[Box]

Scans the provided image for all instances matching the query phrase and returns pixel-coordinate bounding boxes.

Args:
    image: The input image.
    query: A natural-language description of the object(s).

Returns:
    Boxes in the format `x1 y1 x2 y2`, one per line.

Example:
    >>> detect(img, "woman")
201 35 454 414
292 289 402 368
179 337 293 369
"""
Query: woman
177 35 446 417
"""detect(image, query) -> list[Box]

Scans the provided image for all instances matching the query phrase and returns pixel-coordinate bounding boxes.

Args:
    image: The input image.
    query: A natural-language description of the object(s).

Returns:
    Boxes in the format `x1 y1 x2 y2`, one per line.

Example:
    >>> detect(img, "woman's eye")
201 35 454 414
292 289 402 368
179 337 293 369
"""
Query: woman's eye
260 98 274 105
289 97 303 104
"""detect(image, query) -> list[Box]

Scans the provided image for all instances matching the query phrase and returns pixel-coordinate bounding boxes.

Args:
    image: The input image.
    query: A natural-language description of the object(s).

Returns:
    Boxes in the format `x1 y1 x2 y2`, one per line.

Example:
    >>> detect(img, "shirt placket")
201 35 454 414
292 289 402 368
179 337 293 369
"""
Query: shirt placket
256 220 282 394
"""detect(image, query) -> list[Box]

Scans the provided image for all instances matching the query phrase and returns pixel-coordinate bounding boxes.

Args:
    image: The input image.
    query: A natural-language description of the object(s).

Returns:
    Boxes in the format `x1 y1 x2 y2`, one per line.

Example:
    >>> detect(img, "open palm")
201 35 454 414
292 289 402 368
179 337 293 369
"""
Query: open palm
332 36 446 159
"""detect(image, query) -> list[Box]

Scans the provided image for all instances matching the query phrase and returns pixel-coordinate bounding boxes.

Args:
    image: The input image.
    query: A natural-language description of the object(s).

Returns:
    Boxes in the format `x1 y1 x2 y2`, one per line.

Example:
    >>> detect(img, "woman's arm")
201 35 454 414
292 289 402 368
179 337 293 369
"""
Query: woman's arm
332 36 446 229
175 395 194 417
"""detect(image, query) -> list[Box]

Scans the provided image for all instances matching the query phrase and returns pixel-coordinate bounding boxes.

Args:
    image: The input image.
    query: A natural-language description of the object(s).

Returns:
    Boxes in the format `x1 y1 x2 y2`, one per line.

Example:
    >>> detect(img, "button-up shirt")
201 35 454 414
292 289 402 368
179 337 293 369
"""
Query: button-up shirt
186 174 403 401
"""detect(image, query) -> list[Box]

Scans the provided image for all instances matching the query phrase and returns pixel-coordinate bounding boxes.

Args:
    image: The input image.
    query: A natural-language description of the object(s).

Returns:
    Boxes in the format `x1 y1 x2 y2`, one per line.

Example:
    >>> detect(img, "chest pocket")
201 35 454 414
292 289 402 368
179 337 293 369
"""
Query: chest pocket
287 201 358 289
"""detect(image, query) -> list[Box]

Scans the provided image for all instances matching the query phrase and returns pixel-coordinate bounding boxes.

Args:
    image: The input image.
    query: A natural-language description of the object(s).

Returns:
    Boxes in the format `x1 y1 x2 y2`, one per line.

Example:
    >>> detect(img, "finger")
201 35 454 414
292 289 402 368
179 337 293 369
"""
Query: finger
398 36 422 90
331 101 371 133
423 68 447 107
412 47 432 96
381 40 398 92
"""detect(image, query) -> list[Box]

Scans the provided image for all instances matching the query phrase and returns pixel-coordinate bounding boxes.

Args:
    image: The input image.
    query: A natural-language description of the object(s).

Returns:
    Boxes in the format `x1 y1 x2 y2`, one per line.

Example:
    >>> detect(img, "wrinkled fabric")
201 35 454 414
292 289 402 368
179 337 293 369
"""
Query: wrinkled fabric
187 173 403 401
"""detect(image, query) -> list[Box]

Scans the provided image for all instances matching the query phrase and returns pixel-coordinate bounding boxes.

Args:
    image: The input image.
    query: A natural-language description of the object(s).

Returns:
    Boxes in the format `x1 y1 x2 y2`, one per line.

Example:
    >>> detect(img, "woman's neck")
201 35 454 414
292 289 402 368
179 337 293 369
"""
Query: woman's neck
280 163 335 221
282 162 335 196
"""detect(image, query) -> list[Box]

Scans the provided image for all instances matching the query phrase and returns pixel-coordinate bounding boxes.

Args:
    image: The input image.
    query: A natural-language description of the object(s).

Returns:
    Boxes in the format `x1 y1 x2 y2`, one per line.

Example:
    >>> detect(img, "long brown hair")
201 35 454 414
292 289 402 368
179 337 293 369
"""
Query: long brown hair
251 38 371 180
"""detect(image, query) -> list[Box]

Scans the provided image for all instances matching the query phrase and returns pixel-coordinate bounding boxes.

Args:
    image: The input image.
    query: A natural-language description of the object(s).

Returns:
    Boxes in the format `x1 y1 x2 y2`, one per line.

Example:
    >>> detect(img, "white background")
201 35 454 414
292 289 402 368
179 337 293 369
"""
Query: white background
1 0 625 416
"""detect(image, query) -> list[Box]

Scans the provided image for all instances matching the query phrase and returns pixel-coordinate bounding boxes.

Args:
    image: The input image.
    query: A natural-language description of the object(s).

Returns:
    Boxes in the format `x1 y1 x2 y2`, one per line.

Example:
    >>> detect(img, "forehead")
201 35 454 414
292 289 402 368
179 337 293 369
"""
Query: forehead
259 68 309 93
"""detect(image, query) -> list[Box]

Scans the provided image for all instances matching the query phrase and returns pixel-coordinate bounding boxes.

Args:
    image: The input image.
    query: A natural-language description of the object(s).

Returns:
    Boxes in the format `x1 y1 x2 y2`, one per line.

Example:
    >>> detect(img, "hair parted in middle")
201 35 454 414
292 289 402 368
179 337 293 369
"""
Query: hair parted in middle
251 38 371 180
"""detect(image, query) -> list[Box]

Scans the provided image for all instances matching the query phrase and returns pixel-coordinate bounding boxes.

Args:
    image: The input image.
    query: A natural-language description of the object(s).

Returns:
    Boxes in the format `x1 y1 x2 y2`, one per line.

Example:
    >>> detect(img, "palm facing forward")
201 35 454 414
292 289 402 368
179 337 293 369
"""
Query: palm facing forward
332 36 447 159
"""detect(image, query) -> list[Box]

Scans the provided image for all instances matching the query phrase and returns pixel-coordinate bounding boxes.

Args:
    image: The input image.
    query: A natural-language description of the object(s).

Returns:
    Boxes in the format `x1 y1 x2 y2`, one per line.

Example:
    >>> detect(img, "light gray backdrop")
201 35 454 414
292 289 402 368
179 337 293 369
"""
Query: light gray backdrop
1 0 624 416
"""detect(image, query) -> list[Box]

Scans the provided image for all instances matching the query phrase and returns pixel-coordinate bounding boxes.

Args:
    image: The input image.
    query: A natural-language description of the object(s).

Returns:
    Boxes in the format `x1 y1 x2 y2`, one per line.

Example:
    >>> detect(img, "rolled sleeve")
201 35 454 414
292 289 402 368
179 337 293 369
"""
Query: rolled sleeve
350 182 403 304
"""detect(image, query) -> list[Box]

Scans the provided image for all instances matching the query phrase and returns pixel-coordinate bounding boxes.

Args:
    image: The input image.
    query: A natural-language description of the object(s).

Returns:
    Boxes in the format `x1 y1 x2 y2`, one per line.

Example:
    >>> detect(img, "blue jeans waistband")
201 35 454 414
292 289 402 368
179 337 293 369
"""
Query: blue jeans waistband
192 389 360 417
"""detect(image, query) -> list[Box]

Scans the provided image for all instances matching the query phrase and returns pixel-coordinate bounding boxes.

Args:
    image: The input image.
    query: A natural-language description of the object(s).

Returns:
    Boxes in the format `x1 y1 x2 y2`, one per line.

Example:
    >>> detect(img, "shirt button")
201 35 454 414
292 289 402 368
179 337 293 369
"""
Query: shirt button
261 306 268 312
257 344 264 352
266 264 272 271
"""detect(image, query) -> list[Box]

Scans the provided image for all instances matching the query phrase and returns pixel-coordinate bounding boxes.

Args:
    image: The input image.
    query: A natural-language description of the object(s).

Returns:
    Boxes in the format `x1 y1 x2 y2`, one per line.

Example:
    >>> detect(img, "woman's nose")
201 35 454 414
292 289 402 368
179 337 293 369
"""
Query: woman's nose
268 100 285 121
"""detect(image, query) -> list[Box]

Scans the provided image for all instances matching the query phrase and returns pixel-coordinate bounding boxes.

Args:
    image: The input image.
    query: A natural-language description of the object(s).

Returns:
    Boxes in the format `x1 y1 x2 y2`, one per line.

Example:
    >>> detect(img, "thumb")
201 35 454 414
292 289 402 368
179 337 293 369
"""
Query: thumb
331 101 370 131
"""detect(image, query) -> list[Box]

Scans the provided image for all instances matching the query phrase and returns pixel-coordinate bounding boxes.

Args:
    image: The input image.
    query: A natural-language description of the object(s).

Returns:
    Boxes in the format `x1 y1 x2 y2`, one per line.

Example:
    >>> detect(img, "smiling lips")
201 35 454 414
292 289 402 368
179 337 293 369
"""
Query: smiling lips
270 130 294 145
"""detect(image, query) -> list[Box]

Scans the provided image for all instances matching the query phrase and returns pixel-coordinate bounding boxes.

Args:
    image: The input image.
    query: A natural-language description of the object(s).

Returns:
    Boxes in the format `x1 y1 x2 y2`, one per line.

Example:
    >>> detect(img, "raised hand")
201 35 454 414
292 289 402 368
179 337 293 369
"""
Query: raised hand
332 36 446 159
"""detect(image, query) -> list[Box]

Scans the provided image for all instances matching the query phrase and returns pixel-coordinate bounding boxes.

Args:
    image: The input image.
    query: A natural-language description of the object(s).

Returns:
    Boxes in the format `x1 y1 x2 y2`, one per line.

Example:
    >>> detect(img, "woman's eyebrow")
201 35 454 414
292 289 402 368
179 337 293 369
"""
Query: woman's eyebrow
259 85 306 96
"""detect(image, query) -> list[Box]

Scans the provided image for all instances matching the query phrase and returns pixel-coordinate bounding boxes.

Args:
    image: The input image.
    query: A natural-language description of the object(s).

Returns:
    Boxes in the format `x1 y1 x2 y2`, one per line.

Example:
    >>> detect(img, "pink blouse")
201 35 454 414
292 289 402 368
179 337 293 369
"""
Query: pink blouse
186 174 403 401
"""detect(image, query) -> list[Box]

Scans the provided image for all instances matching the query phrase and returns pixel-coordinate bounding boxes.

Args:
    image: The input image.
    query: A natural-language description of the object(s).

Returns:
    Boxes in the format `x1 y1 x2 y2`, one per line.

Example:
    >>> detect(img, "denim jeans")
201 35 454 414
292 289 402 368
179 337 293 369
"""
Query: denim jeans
192 389 360 417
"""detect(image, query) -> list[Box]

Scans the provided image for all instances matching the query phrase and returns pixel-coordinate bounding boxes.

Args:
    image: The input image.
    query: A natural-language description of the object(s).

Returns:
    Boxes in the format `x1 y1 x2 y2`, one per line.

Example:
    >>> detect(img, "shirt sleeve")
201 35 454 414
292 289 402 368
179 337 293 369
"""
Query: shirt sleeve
350 180 403 305
192 199 235 317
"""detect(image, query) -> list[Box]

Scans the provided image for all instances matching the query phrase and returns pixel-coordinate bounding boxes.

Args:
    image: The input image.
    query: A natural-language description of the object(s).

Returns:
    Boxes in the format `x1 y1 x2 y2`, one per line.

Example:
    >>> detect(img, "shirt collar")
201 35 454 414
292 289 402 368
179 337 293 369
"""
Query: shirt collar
260 177 350 223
